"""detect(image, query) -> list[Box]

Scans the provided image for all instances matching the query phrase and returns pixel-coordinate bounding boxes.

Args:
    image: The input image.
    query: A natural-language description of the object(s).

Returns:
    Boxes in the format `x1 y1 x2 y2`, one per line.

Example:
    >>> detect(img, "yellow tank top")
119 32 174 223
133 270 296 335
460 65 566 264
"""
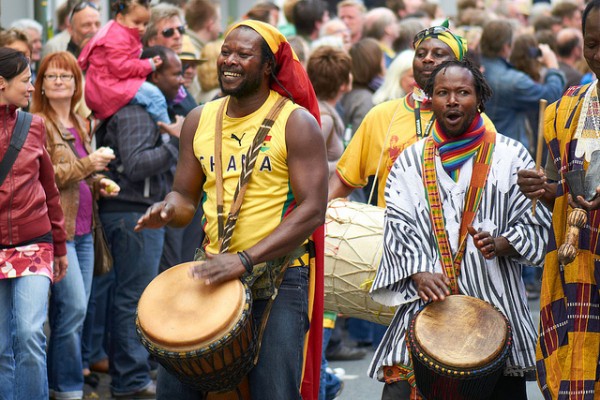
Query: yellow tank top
194 91 300 254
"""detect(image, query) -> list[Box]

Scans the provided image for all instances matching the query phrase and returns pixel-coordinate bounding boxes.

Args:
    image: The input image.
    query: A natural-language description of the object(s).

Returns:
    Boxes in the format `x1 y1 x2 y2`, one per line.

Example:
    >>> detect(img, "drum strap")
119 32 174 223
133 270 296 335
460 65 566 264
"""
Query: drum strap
214 95 289 252
421 128 495 294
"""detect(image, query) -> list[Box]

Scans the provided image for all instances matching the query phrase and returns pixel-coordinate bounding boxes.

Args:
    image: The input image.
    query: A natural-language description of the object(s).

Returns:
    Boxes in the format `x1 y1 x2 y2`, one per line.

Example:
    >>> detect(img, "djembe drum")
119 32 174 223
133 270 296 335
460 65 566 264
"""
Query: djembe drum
324 199 396 325
406 295 512 400
136 262 256 393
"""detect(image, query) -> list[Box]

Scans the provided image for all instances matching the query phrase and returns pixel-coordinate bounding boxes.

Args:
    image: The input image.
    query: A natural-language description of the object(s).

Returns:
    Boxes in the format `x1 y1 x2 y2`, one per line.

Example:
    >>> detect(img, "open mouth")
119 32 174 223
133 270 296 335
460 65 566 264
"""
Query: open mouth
222 71 242 78
445 111 462 123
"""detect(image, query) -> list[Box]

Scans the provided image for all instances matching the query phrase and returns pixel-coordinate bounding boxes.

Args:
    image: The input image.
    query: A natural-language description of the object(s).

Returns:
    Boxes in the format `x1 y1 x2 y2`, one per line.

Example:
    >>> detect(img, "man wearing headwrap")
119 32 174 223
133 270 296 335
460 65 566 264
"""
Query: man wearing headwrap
328 21 493 207
135 20 328 400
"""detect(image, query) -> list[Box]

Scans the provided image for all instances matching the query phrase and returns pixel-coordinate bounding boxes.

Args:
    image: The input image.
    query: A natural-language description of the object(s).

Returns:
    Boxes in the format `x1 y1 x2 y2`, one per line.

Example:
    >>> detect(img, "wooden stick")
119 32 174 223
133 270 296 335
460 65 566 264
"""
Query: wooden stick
532 98 547 216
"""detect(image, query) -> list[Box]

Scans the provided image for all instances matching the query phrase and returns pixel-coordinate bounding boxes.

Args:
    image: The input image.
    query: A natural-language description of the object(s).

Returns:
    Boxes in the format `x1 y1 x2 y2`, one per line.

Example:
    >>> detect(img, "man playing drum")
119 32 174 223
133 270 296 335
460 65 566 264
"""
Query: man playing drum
518 1 600 397
135 20 328 400
368 59 552 399
328 21 495 207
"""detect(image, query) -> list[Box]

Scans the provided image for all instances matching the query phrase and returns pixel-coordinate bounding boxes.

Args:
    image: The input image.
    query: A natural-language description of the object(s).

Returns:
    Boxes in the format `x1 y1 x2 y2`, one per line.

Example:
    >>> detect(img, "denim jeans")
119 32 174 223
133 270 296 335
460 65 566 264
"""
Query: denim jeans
131 81 170 125
48 234 94 399
320 327 341 400
157 266 310 400
0 275 51 400
81 268 115 369
100 211 164 396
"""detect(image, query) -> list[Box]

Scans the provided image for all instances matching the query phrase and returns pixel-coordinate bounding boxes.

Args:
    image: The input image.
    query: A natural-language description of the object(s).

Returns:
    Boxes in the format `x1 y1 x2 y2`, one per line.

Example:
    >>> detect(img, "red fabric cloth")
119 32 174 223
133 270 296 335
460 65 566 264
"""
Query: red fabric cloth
270 40 321 126
300 225 324 400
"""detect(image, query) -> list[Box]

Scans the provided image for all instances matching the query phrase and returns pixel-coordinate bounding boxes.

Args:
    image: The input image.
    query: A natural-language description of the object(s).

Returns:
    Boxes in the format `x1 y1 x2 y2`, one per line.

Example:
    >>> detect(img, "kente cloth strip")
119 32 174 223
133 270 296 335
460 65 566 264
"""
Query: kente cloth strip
536 82 600 399
368 134 551 381
423 123 495 294
432 114 486 182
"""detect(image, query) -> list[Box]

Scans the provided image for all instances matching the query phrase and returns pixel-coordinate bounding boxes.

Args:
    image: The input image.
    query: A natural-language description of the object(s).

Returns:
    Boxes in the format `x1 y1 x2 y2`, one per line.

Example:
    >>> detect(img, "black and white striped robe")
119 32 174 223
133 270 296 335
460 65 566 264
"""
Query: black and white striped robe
368 134 552 380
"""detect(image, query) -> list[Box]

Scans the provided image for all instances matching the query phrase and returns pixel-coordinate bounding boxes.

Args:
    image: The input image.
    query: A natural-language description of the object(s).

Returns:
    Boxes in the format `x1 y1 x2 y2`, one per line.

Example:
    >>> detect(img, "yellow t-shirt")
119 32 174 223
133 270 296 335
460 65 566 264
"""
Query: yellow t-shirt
194 91 300 255
336 95 496 206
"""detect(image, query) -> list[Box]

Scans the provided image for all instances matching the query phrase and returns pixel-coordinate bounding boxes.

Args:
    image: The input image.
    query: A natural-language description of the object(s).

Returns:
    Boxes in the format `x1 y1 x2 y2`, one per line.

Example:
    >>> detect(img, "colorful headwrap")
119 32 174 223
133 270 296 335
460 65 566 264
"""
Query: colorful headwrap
226 20 321 125
413 20 468 61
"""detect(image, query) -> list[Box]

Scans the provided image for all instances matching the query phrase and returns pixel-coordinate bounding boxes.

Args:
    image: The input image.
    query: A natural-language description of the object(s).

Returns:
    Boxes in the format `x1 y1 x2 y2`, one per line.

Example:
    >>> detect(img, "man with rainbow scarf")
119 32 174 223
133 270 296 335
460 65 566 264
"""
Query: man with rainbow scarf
368 59 551 399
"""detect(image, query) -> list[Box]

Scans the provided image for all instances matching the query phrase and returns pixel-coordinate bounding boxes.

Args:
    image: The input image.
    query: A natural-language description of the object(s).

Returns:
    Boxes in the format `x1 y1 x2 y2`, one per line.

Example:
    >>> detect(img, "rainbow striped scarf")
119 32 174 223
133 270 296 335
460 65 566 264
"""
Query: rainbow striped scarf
432 114 485 181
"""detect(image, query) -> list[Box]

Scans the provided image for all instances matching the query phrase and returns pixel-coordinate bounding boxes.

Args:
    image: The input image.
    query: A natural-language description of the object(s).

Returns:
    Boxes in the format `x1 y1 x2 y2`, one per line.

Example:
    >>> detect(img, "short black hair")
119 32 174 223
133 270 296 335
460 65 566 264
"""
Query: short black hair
141 45 176 76
424 59 492 113
582 0 600 36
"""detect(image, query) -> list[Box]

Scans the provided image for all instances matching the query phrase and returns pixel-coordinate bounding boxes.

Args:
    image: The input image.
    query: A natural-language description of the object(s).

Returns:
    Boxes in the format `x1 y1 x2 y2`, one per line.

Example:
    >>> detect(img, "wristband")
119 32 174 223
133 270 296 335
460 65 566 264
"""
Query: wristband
238 251 254 274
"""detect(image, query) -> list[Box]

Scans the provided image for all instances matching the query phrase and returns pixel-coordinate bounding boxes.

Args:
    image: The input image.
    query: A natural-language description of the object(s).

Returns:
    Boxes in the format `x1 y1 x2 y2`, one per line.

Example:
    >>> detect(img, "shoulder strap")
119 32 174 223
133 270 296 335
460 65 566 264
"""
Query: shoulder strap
0 111 33 186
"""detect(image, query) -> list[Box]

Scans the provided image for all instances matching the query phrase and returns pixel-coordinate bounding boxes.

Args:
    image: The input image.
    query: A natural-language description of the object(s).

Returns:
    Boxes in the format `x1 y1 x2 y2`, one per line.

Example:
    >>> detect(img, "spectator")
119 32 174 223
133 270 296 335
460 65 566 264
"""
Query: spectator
9 19 43 65
95 46 183 399
372 49 415 104
364 8 398 68
66 1 101 58
196 39 223 104
31 50 118 400
556 27 584 89
144 3 184 53
337 0 366 45
480 18 565 152
552 0 582 29
293 0 330 42
184 0 221 55
0 48 68 400
340 38 384 138
387 0 425 19
244 1 281 26
0 29 32 59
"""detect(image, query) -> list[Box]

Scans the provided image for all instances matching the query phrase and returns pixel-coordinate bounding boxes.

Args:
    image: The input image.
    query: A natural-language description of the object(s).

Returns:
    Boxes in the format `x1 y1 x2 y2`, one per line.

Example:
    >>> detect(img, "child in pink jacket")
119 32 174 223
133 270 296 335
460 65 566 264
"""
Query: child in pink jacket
78 0 171 124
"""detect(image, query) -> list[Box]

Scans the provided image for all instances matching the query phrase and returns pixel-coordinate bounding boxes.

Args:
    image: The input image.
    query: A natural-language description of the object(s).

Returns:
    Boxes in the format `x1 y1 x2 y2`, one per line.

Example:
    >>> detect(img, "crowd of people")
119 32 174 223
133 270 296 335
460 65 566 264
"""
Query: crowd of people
0 0 599 399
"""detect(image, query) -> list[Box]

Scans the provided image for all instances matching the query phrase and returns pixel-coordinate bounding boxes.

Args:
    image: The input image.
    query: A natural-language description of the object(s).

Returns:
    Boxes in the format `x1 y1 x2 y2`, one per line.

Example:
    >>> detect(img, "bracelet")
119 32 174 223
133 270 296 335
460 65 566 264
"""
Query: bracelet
238 251 254 274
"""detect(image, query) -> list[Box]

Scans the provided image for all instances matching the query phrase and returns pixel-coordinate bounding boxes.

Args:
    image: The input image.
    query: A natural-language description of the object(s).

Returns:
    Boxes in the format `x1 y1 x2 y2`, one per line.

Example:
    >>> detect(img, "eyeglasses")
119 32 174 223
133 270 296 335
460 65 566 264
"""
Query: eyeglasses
44 74 75 82
161 25 185 38
69 1 100 21
413 26 451 47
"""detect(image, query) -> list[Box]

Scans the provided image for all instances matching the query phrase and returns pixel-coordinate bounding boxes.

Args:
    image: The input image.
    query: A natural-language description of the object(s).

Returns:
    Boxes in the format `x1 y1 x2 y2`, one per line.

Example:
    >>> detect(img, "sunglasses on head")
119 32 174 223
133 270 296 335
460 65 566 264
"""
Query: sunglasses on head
69 1 99 20
161 25 185 38
413 26 451 47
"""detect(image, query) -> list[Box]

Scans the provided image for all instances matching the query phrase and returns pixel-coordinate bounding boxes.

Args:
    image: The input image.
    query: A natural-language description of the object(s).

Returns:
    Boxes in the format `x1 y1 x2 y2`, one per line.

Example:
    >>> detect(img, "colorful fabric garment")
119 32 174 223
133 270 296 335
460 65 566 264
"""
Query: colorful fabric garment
536 82 600 399
412 20 467 61
0 243 54 282
432 114 486 181
335 94 496 206
368 133 551 381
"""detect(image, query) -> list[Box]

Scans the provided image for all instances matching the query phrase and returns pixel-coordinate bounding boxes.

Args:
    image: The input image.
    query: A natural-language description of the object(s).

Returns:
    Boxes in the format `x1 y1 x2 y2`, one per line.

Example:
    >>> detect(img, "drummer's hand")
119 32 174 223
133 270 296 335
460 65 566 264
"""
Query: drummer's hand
412 272 450 302
570 186 600 211
517 169 546 200
467 225 496 259
188 253 245 286
134 201 175 231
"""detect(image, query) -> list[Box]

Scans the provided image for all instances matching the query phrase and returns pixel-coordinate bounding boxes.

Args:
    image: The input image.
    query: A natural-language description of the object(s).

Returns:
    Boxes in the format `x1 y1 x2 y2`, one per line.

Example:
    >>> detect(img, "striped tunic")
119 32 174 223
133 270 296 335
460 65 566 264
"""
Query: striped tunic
368 133 552 380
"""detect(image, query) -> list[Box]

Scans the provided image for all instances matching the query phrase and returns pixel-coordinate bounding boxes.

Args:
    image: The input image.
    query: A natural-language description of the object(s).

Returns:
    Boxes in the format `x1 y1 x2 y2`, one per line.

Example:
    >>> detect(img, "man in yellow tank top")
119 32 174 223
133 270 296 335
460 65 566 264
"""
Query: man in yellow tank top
135 20 328 400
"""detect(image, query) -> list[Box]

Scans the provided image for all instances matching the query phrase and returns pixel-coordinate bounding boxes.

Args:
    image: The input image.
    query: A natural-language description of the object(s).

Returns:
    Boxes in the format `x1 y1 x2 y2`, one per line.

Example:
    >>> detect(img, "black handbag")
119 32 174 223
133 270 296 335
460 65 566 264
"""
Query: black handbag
92 200 113 276
0 111 33 186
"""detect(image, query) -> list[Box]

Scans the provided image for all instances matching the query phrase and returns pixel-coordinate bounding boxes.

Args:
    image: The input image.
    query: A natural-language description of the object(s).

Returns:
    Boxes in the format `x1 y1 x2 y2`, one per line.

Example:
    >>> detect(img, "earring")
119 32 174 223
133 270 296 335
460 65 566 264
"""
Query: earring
41 89 45 96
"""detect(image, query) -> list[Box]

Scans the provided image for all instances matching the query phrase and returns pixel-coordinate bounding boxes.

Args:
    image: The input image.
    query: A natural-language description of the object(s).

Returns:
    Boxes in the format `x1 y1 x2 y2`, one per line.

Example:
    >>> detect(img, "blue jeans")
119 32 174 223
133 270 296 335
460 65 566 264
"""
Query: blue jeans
320 327 341 400
81 268 115 369
131 81 170 125
0 275 51 400
100 211 164 396
157 266 310 400
48 234 94 399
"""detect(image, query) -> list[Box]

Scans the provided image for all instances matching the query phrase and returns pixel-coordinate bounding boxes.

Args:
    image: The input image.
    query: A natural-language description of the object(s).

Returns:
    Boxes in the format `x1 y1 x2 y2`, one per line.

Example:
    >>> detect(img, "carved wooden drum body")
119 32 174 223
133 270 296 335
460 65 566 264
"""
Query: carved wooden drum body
136 262 256 393
407 295 512 400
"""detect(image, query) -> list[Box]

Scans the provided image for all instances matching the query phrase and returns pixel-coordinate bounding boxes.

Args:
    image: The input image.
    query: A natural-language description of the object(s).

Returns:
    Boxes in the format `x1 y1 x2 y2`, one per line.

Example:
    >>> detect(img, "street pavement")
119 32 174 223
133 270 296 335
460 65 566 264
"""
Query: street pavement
85 298 544 399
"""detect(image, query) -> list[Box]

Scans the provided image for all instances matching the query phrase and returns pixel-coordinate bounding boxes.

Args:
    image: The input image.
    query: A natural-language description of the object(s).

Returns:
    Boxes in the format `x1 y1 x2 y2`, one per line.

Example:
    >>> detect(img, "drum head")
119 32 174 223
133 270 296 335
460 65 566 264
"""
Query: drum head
414 295 508 369
137 262 245 352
